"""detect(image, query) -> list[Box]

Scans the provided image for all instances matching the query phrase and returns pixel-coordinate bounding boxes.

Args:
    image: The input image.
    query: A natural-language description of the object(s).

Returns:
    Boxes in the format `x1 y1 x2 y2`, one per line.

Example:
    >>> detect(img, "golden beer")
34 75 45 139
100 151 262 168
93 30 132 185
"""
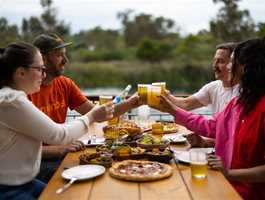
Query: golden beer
151 122 164 140
152 82 166 95
190 161 208 179
99 95 119 125
147 86 161 107
190 151 208 179
99 95 113 105
138 84 149 104
103 126 120 140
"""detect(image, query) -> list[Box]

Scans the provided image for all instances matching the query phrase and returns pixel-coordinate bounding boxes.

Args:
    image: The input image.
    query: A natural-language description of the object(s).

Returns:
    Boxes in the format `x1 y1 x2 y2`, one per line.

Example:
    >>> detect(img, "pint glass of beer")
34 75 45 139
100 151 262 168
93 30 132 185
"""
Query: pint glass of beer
138 84 150 104
152 82 166 95
99 95 119 125
190 150 208 179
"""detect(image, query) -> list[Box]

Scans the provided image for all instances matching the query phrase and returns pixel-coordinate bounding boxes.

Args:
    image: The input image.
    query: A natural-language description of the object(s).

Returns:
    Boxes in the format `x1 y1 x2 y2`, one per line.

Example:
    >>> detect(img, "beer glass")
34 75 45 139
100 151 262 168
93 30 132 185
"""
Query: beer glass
190 150 208 179
99 95 119 125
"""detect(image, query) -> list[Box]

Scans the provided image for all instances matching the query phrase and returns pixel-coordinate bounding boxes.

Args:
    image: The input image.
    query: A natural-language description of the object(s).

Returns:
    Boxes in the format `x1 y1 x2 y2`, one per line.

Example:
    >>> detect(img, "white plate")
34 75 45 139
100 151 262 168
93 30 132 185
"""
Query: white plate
163 133 187 143
62 165 106 181
174 148 215 164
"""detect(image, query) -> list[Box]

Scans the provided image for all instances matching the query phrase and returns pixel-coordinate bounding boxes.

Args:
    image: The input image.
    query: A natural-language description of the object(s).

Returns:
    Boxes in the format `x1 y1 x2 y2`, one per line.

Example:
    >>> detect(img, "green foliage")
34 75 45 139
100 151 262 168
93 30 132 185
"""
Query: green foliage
256 23 265 38
21 0 70 42
136 38 173 62
72 27 123 51
70 49 126 62
175 32 217 66
65 61 212 93
0 17 20 47
117 10 178 47
210 0 255 42
2 0 265 94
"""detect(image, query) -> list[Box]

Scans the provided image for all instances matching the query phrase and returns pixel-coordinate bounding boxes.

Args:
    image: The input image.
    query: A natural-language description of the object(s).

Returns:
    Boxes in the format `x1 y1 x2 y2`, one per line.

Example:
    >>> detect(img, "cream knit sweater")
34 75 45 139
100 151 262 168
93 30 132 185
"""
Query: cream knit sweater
0 87 89 185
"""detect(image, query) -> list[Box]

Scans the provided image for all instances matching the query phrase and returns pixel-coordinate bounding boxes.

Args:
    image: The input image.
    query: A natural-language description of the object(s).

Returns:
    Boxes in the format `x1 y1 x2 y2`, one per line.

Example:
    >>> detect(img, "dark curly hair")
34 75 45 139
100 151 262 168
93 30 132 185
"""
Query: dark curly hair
0 42 38 88
232 37 265 117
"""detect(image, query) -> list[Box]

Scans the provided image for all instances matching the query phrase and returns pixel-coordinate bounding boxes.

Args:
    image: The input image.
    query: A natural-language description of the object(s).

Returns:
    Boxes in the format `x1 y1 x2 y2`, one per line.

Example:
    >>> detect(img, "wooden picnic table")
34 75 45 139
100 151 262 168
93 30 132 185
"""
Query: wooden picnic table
39 123 242 200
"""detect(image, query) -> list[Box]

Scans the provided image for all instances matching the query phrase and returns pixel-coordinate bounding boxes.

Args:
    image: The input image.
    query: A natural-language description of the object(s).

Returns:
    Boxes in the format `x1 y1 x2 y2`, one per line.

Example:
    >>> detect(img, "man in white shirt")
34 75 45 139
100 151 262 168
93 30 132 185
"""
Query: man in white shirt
167 42 239 147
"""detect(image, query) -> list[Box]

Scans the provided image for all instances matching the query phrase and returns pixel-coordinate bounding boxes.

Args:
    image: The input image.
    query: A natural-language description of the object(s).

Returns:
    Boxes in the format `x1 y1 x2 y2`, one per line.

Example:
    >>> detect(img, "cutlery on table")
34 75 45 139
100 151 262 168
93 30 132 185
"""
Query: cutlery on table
56 177 77 194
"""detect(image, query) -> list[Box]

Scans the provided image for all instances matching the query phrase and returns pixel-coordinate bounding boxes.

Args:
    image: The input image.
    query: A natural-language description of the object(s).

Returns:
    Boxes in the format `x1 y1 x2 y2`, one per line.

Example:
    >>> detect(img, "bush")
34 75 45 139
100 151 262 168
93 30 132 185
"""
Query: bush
136 38 173 62
70 48 126 62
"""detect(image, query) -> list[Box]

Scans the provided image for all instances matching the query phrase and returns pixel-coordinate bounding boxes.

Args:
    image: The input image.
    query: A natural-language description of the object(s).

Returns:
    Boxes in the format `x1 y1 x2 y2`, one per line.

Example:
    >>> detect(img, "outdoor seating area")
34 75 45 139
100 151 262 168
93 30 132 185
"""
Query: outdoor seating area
1 1 265 200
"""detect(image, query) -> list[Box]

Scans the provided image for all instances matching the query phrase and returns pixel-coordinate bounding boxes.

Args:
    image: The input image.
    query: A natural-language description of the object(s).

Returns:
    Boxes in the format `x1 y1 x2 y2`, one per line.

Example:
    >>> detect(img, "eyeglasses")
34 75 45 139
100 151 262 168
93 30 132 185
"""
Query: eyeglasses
28 65 46 75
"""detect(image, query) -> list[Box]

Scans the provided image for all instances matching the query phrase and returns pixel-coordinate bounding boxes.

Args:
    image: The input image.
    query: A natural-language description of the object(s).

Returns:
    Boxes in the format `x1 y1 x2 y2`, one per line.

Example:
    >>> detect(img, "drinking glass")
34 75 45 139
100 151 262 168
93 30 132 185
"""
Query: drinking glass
189 150 208 179
99 95 119 125
151 122 164 140
147 86 161 107
152 82 166 95
137 84 150 104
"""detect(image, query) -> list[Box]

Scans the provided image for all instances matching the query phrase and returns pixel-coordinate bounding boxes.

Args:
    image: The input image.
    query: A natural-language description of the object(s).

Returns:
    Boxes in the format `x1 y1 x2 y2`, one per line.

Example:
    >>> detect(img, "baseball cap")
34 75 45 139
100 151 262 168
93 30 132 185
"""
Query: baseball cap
33 33 72 54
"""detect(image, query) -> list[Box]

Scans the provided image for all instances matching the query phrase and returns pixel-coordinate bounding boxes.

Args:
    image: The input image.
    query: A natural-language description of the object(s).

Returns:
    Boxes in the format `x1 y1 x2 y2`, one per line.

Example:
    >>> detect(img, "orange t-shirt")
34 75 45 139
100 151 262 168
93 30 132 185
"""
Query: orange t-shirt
29 76 87 123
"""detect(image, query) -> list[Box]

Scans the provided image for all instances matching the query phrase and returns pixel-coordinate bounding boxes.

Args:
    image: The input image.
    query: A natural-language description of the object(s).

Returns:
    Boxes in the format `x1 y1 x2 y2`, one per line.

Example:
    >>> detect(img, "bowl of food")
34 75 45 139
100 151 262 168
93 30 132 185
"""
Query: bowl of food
145 148 173 163
136 134 170 150
103 121 142 140
79 153 113 168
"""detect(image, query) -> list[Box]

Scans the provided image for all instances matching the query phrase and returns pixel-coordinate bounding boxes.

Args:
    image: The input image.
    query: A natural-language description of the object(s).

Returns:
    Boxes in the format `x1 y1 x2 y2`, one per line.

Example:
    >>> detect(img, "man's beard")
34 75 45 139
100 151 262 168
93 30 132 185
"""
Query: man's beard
46 60 65 77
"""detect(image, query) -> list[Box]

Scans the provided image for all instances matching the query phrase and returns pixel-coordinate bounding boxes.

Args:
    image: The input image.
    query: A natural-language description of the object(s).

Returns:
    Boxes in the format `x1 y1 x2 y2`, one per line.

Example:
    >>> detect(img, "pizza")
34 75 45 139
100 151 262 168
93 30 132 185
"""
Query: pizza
109 160 173 181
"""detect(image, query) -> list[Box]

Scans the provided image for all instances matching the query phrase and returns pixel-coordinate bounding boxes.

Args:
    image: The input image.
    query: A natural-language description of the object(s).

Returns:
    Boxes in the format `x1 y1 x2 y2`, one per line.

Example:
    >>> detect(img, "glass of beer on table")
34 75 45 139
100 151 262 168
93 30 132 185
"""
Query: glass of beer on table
99 95 119 125
151 122 164 140
189 149 208 179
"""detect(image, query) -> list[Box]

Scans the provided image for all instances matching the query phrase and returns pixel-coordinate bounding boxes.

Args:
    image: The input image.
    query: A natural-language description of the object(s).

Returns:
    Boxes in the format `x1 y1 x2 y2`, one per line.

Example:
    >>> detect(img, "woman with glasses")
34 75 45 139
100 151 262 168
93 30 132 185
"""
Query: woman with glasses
0 42 114 199
153 37 265 200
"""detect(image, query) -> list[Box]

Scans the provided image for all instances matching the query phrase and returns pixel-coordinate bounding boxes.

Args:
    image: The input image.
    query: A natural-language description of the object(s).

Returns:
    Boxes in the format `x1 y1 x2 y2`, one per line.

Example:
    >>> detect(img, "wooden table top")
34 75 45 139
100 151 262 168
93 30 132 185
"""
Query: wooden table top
39 123 242 200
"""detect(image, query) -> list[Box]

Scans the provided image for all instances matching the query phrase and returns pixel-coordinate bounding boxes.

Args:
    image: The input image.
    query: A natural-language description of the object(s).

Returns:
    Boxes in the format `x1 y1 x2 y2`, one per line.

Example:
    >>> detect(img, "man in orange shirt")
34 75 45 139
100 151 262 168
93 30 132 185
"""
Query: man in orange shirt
29 33 96 183
30 33 138 182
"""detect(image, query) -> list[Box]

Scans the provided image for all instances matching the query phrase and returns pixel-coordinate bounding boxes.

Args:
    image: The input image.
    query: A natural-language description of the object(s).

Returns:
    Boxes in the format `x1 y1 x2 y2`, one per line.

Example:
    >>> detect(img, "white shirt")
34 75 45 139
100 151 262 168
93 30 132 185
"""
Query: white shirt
193 80 239 113
0 87 89 185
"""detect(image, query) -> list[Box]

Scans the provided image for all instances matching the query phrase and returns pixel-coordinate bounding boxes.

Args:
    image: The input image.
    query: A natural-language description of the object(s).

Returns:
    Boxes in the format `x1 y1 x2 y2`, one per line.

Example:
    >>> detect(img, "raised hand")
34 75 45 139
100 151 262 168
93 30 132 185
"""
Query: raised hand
153 93 178 116
127 92 142 109
88 102 114 123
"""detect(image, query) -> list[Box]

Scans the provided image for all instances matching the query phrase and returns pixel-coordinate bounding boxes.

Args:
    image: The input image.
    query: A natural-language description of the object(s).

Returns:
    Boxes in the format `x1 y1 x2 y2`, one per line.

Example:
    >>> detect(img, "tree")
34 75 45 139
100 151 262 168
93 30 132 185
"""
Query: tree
118 10 177 46
22 0 70 41
256 23 265 38
73 27 122 51
210 0 255 42
136 38 173 62
0 17 20 47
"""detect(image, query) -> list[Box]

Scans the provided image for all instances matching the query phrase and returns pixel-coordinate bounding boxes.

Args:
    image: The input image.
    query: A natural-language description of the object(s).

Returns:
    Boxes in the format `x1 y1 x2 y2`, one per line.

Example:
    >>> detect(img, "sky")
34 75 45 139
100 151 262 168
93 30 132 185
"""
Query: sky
0 0 265 35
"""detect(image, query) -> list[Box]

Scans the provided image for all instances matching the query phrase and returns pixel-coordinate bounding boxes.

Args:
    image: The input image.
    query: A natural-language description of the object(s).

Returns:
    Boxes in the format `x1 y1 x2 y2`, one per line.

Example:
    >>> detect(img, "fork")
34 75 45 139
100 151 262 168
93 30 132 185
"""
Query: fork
56 177 77 194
